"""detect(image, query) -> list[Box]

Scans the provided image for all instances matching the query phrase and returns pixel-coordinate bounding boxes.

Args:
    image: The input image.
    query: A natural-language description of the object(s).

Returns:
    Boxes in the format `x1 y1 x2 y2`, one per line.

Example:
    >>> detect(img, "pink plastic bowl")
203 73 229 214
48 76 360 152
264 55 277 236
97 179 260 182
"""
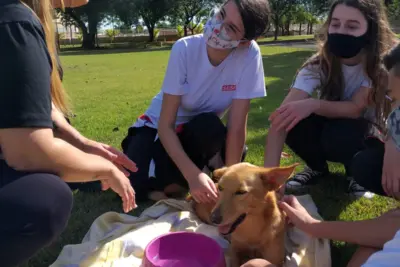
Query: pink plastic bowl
142 231 226 267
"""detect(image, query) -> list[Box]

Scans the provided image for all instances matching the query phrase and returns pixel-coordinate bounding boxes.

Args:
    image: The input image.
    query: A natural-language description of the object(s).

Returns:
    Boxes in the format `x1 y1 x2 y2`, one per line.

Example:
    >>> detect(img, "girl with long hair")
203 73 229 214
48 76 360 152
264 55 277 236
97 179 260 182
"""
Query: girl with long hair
264 0 397 199
0 1 136 265
122 0 270 203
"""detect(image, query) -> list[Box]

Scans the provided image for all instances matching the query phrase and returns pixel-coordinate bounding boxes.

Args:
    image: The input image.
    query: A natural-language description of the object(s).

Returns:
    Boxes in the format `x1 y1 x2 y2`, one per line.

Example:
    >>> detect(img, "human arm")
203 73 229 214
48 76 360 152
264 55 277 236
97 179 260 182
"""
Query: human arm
279 195 400 248
382 107 400 198
157 40 217 203
52 104 137 176
0 21 135 212
226 44 265 166
158 94 218 203
225 100 250 166
264 88 309 167
310 86 370 119
271 84 370 133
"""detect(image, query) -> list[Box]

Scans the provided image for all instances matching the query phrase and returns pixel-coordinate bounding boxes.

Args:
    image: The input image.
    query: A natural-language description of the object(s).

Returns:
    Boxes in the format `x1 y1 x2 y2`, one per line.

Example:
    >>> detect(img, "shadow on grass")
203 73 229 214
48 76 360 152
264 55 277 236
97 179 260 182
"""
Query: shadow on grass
60 45 173 57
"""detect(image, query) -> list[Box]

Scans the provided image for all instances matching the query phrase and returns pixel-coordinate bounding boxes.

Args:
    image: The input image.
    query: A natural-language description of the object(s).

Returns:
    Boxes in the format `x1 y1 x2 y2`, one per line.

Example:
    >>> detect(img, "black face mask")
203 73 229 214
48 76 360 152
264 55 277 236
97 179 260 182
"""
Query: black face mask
327 33 369 59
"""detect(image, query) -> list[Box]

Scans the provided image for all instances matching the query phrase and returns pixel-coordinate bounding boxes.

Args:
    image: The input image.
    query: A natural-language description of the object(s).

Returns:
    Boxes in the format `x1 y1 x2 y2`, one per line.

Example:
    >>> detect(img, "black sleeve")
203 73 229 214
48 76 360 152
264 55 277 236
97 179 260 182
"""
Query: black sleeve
0 21 53 129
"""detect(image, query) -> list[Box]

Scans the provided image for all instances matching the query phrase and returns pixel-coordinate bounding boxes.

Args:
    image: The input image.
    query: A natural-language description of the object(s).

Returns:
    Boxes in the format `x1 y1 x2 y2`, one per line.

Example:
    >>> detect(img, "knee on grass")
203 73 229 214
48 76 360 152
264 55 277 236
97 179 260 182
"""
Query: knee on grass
241 259 276 267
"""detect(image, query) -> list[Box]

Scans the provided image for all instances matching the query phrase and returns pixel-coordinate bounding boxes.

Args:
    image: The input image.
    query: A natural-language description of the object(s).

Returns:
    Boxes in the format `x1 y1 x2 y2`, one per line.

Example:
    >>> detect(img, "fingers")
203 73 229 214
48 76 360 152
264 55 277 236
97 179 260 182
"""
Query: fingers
286 117 301 132
101 180 110 191
278 201 297 219
208 181 219 201
98 145 118 161
194 192 208 203
116 164 131 177
269 105 287 122
382 172 389 196
272 110 291 131
103 144 138 173
282 194 301 208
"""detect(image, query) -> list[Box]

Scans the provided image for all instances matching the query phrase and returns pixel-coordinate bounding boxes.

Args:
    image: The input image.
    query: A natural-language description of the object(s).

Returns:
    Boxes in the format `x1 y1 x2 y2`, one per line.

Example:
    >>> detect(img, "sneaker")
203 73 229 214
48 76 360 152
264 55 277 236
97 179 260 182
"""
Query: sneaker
348 178 375 199
286 166 329 192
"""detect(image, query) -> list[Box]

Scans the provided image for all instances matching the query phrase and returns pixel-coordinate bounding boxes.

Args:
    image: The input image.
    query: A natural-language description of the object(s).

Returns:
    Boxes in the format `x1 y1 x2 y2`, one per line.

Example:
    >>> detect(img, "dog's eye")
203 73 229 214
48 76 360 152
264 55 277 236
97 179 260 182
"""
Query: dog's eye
235 190 247 195
218 185 223 191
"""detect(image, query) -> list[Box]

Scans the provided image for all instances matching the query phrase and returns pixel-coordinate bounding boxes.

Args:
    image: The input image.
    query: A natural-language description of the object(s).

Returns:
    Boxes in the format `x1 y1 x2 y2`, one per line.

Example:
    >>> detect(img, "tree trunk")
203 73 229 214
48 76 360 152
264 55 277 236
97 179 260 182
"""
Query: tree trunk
310 23 314 34
82 33 96 49
64 9 95 49
148 25 155 42
274 21 279 40
285 21 290 36
184 25 188 36
299 23 302 35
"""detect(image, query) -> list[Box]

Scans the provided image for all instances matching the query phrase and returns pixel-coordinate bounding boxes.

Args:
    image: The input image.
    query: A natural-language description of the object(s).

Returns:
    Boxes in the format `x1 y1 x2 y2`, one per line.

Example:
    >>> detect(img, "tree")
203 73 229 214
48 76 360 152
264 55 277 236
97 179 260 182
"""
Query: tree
293 5 308 35
269 0 299 40
59 0 111 49
135 0 175 42
110 0 139 28
170 0 222 36
388 0 400 20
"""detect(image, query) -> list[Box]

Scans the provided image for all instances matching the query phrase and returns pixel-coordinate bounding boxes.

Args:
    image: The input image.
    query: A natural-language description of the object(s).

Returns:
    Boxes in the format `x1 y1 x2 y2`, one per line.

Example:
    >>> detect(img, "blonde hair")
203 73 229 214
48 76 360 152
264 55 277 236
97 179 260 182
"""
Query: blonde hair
300 0 397 130
21 0 70 116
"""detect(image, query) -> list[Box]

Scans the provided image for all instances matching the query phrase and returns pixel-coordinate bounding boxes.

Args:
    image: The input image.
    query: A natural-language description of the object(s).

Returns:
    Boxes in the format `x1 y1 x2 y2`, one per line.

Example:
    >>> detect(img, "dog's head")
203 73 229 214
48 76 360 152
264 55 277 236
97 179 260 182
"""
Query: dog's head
210 162 298 235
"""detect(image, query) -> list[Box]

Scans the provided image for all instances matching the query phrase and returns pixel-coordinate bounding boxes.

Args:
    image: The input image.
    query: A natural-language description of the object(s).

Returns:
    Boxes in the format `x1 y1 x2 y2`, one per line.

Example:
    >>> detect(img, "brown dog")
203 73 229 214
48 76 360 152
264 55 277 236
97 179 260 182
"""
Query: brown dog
189 162 299 267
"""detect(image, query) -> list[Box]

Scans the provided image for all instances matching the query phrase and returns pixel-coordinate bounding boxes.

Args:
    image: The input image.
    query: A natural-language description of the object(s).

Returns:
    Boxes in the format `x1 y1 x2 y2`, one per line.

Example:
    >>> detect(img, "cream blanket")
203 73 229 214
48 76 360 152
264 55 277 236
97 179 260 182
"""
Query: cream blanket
51 195 331 267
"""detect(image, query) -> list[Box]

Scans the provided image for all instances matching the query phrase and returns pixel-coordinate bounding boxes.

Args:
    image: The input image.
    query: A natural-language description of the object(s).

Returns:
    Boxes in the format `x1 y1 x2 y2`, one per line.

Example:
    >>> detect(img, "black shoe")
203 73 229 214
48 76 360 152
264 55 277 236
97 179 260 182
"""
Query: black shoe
286 166 329 192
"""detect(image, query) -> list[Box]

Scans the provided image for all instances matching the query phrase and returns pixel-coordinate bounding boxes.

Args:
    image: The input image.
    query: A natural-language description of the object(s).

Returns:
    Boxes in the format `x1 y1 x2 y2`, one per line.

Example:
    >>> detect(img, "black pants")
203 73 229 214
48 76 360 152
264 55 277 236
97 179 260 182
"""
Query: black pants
351 137 387 196
0 160 73 267
285 114 370 174
122 112 241 201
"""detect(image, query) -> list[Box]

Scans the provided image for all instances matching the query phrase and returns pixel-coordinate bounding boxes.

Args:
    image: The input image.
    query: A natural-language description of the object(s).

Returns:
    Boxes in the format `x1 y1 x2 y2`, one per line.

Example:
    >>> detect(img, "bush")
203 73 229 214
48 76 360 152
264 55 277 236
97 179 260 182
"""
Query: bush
177 25 184 37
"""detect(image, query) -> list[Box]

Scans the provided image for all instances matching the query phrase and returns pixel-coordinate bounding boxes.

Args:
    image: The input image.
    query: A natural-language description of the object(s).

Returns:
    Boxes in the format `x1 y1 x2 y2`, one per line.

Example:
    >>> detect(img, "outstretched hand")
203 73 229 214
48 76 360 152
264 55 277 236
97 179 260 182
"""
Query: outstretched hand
269 99 317 132
188 172 218 204
278 195 320 236
83 139 138 177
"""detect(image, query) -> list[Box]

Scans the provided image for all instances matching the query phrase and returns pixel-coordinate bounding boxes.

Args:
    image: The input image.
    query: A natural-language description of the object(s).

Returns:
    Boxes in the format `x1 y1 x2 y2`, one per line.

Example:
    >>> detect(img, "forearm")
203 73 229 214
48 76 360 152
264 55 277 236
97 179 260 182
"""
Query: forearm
312 99 363 119
6 137 113 183
158 126 201 181
264 126 286 167
52 107 86 149
225 129 245 166
311 213 400 248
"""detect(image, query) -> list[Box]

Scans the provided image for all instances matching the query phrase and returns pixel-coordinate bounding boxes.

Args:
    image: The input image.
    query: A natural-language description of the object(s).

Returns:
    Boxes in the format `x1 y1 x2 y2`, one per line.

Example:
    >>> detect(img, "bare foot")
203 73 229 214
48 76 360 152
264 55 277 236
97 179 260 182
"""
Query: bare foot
148 191 168 201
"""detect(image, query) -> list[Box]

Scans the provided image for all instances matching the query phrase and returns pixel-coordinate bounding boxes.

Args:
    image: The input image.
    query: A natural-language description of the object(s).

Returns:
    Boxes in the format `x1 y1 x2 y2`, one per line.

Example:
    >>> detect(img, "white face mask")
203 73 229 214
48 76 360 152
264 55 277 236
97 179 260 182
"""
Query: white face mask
203 14 240 50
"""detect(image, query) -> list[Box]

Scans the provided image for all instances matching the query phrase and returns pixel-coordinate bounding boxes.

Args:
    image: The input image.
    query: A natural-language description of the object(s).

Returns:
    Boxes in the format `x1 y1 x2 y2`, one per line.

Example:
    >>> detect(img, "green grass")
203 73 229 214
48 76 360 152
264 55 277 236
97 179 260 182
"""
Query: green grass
22 46 397 267
257 34 315 43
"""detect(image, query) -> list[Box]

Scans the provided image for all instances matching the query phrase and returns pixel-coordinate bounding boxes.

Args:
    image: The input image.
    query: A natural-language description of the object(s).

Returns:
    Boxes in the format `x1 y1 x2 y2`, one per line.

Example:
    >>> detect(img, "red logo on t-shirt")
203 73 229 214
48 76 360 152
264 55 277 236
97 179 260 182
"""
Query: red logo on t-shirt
222 84 236 91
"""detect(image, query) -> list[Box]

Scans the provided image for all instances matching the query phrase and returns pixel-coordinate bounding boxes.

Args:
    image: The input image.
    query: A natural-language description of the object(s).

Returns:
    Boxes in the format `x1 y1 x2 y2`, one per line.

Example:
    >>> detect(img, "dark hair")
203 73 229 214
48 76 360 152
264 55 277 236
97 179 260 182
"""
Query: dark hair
301 0 397 129
383 42 400 75
227 0 270 40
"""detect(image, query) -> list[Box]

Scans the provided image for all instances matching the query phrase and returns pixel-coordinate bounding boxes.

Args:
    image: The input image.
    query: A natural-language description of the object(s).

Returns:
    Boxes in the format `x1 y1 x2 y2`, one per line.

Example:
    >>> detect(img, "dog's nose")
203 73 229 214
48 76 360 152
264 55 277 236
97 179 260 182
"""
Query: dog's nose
210 210 222 225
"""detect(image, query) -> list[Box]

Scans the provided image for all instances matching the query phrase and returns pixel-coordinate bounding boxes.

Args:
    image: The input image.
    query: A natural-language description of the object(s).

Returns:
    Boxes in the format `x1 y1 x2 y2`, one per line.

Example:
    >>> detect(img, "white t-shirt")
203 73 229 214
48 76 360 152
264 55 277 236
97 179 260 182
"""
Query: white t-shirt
291 62 372 100
133 34 266 129
362 229 400 267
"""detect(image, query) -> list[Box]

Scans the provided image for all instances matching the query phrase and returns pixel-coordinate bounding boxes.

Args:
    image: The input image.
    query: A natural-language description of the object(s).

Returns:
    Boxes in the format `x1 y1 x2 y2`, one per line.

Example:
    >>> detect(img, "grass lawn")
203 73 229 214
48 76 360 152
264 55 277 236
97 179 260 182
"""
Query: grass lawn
22 45 398 267
257 34 315 43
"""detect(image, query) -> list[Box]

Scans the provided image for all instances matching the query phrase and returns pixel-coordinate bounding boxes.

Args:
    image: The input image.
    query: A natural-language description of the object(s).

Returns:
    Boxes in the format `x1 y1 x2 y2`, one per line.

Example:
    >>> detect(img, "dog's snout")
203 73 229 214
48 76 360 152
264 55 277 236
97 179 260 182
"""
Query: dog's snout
210 208 222 225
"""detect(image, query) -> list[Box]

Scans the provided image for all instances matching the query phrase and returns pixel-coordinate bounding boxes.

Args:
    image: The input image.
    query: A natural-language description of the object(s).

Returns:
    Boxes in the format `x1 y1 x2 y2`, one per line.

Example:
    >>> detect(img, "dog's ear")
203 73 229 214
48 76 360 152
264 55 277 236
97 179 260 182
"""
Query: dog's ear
259 163 299 191
212 167 228 182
